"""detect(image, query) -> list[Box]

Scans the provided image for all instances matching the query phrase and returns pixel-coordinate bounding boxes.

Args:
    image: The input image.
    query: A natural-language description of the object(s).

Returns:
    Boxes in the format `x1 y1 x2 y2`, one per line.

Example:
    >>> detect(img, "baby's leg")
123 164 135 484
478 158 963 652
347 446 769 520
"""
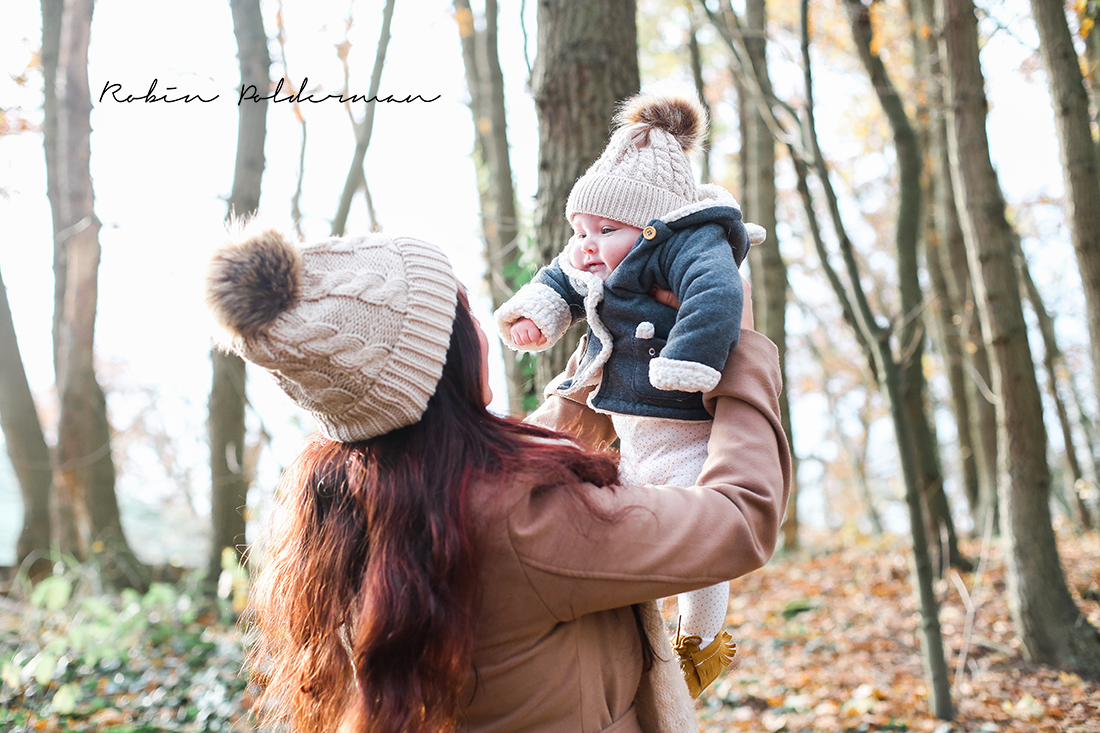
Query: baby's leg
613 414 729 642
611 415 735 698
678 581 729 648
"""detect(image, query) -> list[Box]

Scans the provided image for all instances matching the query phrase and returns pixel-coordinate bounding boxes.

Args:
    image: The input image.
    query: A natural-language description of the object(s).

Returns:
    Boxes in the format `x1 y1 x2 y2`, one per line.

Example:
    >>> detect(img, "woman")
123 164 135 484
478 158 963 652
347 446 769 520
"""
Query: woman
205 226 790 733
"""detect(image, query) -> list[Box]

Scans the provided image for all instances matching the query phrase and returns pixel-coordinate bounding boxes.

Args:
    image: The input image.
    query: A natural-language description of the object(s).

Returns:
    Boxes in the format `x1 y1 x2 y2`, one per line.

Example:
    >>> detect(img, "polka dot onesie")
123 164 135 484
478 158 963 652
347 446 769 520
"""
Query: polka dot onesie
611 414 728 647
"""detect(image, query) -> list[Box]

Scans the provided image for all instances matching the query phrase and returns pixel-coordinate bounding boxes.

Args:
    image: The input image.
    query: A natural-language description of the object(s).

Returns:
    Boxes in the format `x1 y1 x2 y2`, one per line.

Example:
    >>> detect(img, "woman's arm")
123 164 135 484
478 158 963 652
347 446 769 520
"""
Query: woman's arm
524 279 753 447
509 329 791 621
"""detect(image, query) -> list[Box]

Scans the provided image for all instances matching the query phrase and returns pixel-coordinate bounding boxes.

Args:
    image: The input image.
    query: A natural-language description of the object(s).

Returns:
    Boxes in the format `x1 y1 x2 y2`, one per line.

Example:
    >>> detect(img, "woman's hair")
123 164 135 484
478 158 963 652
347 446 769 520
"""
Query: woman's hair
245 290 619 733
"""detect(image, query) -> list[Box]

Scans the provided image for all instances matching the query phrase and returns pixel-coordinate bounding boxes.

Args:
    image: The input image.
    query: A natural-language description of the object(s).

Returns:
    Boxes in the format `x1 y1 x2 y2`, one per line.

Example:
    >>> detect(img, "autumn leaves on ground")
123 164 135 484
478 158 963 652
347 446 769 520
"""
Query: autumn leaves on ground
1 530 1098 733
700 530 1100 733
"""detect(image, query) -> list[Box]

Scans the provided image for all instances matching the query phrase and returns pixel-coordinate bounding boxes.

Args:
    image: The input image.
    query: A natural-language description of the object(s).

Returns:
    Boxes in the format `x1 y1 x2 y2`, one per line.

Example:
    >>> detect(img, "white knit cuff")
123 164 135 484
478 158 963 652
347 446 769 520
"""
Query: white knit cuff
494 282 572 352
649 357 721 393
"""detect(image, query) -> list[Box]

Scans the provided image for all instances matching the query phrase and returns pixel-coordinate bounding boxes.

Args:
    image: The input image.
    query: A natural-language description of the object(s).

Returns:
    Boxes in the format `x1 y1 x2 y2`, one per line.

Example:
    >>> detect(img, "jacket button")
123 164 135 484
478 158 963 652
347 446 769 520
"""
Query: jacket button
643 225 657 240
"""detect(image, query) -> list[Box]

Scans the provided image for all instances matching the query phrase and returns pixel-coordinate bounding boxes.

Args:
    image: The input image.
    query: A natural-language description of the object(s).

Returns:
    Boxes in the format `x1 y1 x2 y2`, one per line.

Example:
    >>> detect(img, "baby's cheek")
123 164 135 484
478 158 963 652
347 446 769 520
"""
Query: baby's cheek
566 240 583 268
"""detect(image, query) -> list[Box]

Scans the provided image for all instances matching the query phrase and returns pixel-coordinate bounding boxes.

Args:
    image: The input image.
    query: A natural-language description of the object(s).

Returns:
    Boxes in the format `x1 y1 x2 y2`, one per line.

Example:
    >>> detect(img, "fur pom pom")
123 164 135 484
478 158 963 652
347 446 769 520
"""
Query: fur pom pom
615 88 709 153
206 225 302 339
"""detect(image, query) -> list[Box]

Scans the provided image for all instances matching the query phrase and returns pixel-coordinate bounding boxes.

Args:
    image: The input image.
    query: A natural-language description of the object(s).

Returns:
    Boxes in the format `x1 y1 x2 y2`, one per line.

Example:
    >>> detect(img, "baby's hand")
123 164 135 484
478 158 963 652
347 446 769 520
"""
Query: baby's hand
510 318 547 347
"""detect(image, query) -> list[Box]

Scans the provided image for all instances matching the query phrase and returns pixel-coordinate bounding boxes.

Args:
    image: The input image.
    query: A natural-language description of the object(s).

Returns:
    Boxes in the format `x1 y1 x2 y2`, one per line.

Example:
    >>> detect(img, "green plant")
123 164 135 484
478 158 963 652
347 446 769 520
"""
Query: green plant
1 559 250 731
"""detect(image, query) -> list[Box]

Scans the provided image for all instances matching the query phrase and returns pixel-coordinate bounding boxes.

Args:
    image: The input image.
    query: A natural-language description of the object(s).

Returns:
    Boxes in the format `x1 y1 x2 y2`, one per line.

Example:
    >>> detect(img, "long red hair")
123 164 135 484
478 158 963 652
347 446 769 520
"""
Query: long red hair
245 292 618 733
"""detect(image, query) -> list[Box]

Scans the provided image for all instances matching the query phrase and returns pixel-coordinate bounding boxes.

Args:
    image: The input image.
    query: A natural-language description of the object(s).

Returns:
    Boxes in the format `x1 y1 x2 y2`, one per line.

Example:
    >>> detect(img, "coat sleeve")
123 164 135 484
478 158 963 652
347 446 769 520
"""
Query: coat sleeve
508 330 791 622
524 337 617 450
494 255 586 352
648 226 743 393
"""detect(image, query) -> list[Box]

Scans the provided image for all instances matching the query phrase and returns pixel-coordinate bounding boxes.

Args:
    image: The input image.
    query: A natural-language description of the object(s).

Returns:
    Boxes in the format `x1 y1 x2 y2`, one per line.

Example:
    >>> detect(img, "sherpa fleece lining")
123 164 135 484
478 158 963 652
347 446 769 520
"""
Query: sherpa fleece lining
495 282 572 353
649 356 722 393
557 250 613 396
661 183 766 245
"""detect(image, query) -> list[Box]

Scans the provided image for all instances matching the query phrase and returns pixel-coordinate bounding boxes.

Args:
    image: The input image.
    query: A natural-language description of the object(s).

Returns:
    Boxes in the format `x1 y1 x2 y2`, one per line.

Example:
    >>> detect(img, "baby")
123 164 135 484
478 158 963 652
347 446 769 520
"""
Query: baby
495 87 765 698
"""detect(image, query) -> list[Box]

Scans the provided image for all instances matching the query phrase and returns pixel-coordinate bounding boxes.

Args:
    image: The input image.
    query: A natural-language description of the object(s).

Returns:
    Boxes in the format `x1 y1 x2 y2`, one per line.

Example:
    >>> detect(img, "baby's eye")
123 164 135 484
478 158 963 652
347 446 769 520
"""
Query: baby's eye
574 232 586 239
601 227 615 235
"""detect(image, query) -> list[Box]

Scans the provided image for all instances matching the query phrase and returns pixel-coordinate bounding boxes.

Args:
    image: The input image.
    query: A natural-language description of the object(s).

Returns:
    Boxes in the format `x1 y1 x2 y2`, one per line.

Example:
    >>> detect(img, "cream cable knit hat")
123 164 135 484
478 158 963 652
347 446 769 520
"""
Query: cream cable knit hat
205 226 458 442
566 88 708 229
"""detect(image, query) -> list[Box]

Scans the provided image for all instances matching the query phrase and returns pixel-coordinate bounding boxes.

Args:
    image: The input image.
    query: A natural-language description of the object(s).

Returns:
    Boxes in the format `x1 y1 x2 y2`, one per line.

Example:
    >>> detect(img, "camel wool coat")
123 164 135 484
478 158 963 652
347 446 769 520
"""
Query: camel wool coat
456 330 792 733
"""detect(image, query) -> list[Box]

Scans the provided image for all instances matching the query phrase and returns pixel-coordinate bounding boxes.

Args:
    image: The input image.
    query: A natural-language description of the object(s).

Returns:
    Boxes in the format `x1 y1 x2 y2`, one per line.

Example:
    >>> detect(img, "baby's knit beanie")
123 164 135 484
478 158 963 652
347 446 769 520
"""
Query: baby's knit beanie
566 88 708 228
205 226 458 442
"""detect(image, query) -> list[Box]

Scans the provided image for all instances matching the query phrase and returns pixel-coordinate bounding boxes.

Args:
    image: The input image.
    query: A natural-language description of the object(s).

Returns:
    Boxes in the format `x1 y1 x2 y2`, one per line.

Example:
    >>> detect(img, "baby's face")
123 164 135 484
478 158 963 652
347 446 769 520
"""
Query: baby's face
567 214 642 281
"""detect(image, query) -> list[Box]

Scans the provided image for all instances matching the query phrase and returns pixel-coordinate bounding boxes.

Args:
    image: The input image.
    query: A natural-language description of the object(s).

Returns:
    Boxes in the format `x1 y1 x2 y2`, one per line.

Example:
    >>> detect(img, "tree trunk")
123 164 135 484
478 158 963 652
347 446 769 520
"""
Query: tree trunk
1083 2 1100 166
41 0 65 372
530 0 639 394
841 0 953 716
0 267 53 576
1029 0 1100 421
454 0 534 415
741 0 799 551
913 0 997 534
939 0 1100 676
1015 242 1091 529
1065 359 1100 491
925 229 979 511
936 153 1000 534
686 14 712 185
702 2 954 707
208 350 249 587
847 0 966 574
331 0 395 237
51 0 147 588
207 0 270 594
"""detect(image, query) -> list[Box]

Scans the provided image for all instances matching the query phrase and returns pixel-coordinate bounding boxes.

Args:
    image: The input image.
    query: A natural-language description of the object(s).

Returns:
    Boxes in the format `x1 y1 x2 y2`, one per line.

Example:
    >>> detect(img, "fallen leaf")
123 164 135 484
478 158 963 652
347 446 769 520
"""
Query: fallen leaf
762 712 788 732
88 708 128 726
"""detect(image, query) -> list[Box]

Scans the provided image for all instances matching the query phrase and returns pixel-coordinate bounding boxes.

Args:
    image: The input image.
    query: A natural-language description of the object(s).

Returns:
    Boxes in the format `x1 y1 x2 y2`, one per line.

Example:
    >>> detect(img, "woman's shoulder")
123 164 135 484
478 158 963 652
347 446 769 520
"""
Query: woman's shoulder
469 433 616 524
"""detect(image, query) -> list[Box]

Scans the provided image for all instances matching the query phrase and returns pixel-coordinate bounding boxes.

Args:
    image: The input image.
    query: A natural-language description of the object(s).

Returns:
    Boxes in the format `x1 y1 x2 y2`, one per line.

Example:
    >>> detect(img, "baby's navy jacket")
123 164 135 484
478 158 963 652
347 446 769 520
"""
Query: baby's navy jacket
496 185 759 421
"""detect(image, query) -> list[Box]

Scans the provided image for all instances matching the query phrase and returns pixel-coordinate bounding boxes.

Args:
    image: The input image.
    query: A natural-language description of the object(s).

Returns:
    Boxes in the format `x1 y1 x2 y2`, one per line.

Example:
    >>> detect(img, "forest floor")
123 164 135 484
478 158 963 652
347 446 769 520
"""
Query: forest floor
0 528 1097 733
696 528 1100 733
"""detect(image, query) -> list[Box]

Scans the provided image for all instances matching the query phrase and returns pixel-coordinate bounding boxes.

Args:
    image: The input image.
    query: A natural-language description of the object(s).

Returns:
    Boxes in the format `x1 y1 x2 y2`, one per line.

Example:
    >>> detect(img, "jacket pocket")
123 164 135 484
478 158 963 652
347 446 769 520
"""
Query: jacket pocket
630 333 695 408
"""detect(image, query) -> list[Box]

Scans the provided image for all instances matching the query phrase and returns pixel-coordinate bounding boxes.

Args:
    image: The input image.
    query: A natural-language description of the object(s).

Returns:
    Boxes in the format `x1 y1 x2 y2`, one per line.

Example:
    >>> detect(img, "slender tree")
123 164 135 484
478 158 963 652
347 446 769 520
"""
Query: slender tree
1015 242 1092 530
1029 0 1100 417
702 0 954 716
454 0 534 414
840 0 954 714
845 0 968 574
0 266 53 576
529 0 640 393
938 0 1100 676
923 226 980 513
739 0 800 551
207 0 270 593
42 0 64 369
1064 357 1100 489
1081 2 1100 164
332 0 395 237
910 0 991 524
52 0 147 588
686 11 712 185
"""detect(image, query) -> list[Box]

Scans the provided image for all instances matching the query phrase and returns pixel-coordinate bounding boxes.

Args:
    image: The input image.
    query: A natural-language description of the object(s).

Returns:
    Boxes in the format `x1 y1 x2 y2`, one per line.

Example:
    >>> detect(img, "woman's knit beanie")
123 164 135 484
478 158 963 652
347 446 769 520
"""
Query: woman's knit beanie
566 87 709 228
205 225 458 442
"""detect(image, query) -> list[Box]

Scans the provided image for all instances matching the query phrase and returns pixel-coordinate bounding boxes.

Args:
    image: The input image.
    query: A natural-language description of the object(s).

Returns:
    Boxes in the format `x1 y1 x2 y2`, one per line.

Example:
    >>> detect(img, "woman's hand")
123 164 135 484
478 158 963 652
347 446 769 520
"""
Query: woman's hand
648 276 754 330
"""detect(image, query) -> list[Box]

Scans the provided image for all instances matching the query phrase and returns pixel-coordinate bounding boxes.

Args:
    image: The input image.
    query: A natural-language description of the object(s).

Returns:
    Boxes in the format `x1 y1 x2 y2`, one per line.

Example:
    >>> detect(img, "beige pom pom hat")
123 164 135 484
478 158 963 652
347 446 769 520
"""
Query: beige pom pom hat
565 85 767 245
566 88 709 229
205 225 458 442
